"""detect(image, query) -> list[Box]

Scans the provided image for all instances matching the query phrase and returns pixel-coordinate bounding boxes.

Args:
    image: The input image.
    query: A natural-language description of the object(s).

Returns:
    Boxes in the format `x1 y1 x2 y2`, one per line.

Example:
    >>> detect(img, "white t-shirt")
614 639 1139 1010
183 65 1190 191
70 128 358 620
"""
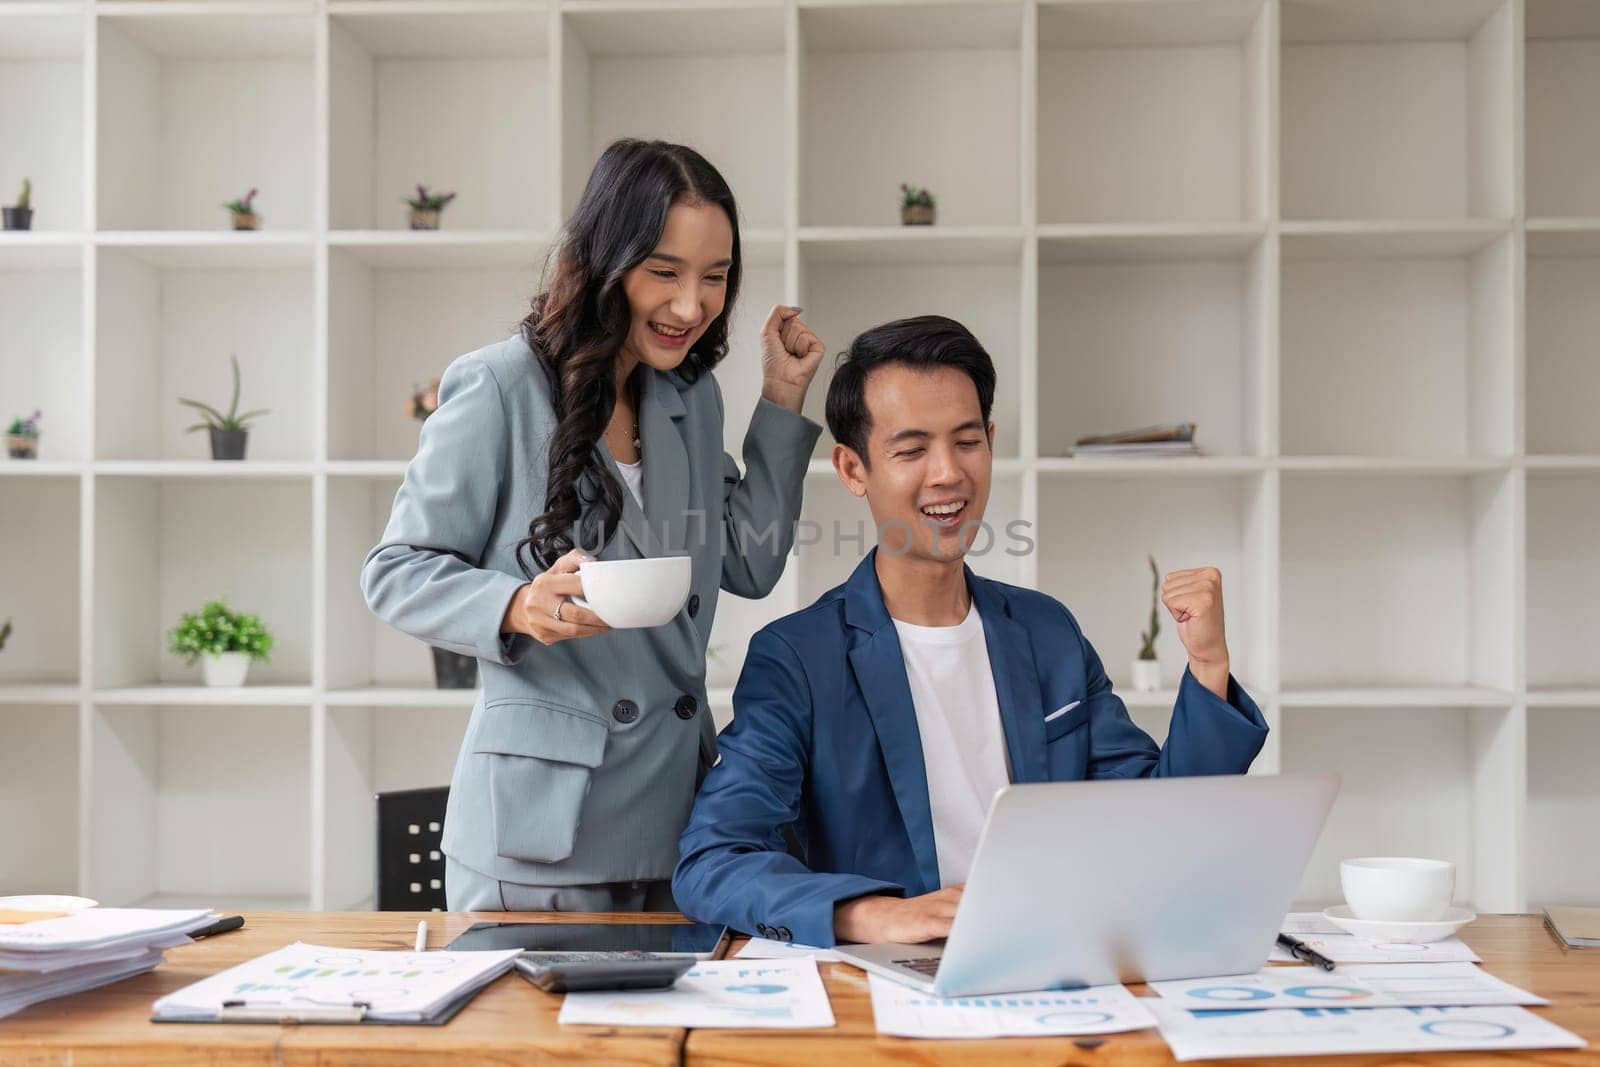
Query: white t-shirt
891 602 1011 887
616 458 643 508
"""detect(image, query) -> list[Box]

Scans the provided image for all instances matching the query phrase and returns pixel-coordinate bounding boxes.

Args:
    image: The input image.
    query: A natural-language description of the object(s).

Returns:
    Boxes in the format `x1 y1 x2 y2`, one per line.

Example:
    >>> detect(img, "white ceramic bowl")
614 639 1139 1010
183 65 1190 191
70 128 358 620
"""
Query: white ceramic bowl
1340 856 1455 922
575 556 692 629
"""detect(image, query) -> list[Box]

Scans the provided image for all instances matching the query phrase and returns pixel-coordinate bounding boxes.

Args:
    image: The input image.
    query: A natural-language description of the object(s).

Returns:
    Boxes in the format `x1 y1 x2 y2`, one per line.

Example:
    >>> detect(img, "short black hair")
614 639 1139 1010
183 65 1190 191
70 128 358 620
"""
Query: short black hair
825 315 997 465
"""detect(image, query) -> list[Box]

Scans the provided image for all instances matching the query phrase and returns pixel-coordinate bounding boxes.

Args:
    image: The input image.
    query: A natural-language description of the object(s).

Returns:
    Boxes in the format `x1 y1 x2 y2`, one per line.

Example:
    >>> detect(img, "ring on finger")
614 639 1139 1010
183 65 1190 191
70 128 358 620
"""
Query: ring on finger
552 597 565 622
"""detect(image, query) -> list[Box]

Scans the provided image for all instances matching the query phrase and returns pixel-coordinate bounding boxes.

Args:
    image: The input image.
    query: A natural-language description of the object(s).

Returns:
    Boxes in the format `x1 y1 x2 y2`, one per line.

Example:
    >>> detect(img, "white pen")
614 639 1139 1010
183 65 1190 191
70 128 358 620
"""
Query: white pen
414 919 427 953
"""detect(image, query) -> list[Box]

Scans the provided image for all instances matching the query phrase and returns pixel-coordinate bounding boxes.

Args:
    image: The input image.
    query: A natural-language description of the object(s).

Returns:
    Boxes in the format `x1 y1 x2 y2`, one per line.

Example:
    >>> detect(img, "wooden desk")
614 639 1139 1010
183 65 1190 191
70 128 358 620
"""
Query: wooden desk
693 916 1600 1066
2 913 1594 1065
0 910 688 1067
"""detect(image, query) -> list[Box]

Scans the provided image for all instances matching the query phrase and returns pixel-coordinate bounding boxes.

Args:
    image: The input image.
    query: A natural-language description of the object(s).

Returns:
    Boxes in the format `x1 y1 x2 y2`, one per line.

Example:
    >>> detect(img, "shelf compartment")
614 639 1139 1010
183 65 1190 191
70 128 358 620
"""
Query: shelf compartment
0 477 80 685
0 248 84 460
796 236 1023 459
800 2 1023 227
1526 0 1600 218
1280 230 1513 457
1037 0 1271 224
1527 706 1600 907
326 245 545 462
0 703 79 896
326 474 435 690
92 475 312 688
1037 470 1272 692
1281 471 1515 691
329 6 552 232
88 702 311 907
0 11 85 232
96 9 316 231
1039 232 1270 459
1527 230 1600 456
1281 0 1514 221
93 245 315 462
1281 703 1520 911
1527 473 1600 690
322 702 468 910
561 3 785 228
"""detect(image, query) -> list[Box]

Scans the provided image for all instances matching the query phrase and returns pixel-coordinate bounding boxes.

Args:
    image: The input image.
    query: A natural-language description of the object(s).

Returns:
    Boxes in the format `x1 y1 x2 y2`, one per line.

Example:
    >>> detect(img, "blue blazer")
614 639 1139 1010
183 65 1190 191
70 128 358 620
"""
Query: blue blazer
673 551 1269 947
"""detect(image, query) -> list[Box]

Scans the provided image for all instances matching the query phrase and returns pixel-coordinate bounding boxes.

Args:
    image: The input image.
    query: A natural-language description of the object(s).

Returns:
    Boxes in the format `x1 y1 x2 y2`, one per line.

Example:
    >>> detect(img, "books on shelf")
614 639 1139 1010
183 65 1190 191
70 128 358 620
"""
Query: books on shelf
0 908 217 1020
1544 906 1600 948
1072 422 1199 457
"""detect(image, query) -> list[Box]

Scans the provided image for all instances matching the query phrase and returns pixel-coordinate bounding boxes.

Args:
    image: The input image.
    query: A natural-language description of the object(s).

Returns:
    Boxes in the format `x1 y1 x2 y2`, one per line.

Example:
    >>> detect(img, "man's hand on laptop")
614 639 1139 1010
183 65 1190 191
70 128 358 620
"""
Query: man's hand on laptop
834 887 964 944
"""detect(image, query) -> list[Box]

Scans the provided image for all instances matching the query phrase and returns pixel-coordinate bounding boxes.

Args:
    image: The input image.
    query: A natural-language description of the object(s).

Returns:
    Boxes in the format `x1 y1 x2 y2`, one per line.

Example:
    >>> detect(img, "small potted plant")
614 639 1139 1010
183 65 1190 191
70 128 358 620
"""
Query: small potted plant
224 187 260 231
899 183 935 226
1131 555 1162 691
405 185 456 230
168 599 274 687
405 377 441 422
6 410 41 459
3 178 32 231
0 618 11 651
178 354 268 460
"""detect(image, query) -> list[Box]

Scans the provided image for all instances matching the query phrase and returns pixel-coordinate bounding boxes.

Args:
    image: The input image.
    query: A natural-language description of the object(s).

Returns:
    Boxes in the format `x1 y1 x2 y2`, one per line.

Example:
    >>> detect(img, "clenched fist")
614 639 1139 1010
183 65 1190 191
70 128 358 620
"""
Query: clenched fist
1162 566 1231 699
759 305 825 414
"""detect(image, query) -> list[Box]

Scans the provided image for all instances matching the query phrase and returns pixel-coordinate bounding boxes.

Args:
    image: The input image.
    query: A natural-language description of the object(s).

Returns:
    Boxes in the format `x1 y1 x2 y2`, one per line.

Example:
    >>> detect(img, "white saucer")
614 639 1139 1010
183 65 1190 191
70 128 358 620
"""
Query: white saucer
0 895 99 914
1323 904 1475 943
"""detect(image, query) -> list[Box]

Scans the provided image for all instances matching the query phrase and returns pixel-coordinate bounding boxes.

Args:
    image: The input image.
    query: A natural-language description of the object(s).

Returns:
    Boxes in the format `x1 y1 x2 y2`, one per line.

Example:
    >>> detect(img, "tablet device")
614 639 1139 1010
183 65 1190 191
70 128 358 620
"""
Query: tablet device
445 921 728 958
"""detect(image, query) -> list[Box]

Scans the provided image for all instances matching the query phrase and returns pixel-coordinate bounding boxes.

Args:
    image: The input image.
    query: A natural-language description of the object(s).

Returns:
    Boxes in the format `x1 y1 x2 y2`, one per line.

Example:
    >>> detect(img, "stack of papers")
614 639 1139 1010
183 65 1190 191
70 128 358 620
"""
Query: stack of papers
153 942 522 1024
1544 905 1600 948
0 908 216 1019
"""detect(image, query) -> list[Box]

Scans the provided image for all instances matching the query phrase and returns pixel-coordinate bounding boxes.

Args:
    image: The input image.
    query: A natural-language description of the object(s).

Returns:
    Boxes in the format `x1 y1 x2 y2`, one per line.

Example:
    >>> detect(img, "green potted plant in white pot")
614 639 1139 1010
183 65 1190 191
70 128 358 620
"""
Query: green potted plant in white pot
168 599 274 687
178 354 268 460
1131 555 1162 692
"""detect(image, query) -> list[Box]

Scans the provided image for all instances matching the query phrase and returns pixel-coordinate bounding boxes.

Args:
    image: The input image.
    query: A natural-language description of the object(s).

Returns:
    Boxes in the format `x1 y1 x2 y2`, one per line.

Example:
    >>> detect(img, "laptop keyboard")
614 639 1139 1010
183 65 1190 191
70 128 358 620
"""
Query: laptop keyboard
891 957 943 976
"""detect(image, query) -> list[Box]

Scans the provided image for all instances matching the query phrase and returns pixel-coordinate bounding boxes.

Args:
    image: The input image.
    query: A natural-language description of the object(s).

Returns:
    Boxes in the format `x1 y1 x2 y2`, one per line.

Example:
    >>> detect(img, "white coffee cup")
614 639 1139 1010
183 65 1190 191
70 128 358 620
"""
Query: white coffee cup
573 556 692 629
1340 857 1455 922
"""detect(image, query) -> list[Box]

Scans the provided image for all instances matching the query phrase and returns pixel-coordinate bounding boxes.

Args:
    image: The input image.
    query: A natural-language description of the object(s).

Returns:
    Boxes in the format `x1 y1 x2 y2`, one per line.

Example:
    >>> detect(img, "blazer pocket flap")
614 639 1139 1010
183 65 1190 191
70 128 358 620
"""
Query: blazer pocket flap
473 700 609 865
473 699 608 768
1044 699 1088 740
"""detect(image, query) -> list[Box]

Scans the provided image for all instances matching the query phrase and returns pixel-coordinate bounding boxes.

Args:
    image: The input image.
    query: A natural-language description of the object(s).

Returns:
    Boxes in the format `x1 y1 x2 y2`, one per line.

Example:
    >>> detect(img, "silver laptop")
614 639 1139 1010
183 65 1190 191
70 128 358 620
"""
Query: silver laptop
835 772 1339 998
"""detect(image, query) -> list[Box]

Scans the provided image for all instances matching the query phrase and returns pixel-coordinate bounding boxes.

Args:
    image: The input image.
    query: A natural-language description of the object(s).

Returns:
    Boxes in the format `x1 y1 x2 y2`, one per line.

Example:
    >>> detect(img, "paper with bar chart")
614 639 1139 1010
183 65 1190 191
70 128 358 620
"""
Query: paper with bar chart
868 976 1155 1038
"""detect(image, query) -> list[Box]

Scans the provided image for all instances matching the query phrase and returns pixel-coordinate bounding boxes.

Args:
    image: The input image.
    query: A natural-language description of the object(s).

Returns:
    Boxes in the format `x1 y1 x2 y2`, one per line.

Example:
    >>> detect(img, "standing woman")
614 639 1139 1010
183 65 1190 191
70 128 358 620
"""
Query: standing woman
361 139 824 911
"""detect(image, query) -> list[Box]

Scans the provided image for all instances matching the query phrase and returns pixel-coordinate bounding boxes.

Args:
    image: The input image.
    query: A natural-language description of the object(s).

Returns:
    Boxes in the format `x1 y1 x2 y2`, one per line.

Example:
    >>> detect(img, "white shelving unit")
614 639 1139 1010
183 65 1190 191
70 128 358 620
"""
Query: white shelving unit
1 0 1595 913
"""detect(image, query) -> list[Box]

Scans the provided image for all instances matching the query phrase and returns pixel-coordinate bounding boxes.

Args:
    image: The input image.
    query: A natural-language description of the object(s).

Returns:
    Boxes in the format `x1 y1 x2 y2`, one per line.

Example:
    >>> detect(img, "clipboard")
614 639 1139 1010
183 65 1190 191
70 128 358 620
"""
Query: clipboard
152 981 486 1026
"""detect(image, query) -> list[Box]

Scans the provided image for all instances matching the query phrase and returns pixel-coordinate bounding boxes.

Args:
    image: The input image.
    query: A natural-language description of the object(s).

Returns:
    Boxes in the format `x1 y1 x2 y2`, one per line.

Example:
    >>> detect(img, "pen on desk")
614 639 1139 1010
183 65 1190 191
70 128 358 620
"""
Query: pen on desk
415 920 428 953
190 915 245 940
1277 932 1336 971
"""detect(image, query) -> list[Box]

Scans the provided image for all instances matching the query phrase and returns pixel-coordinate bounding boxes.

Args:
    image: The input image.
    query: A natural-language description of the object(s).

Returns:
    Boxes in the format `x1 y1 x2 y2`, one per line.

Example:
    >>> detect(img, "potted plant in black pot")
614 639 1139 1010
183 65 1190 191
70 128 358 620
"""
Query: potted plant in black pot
3 178 32 231
404 185 456 230
7 410 41 459
178 354 268 460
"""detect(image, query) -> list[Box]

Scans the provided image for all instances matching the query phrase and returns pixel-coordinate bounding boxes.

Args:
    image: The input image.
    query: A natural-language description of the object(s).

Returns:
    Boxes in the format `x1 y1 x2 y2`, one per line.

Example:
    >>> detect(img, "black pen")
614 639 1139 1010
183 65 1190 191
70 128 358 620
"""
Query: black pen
1277 932 1335 971
190 915 246 940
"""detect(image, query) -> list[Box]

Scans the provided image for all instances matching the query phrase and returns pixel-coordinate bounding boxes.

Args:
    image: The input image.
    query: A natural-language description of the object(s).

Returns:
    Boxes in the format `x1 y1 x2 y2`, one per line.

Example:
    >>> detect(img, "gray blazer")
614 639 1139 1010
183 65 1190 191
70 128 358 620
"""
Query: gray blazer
361 333 820 886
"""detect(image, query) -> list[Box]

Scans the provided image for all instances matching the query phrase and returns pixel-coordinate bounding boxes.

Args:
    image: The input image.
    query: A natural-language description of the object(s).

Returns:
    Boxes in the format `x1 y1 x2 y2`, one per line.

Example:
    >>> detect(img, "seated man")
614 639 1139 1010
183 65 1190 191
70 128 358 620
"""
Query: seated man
673 315 1267 949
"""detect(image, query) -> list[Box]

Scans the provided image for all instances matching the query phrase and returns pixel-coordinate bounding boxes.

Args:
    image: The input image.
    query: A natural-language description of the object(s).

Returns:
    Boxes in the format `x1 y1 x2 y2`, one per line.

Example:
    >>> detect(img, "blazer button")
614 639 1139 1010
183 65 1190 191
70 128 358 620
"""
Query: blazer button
674 695 697 720
612 699 639 724
776 927 793 941
688 594 701 618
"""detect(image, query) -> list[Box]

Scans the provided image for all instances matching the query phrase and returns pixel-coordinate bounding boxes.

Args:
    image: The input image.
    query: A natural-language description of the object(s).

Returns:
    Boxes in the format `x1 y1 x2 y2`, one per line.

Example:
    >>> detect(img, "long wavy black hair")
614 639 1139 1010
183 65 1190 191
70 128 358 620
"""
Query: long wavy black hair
517 139 742 576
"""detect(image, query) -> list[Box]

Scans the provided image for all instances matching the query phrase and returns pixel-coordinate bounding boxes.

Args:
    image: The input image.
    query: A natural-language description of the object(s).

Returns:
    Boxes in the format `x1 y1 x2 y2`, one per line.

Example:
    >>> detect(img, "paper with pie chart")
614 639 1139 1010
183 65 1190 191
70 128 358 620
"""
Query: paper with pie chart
558 958 834 1029
1145 1001 1586 1060
1151 967 1402 1009
867 975 1155 1038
